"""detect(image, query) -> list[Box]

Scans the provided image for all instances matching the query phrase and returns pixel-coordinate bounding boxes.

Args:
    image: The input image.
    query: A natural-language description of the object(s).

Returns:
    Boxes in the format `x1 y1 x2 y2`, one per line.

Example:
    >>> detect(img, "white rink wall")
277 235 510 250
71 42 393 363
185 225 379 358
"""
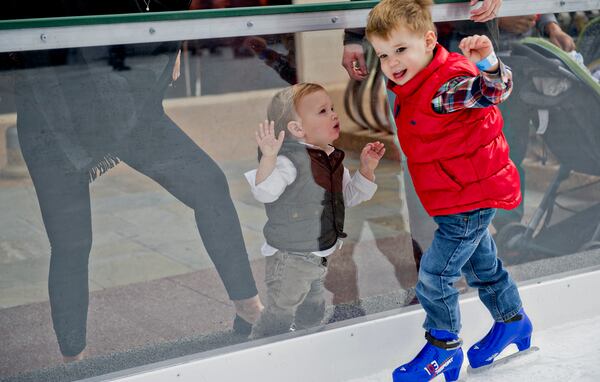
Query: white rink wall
87 267 600 382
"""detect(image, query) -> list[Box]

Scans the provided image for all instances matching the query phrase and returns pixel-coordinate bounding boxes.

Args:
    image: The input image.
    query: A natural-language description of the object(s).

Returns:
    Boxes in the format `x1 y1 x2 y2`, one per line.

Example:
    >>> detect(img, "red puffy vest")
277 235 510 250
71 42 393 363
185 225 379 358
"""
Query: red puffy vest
389 44 521 216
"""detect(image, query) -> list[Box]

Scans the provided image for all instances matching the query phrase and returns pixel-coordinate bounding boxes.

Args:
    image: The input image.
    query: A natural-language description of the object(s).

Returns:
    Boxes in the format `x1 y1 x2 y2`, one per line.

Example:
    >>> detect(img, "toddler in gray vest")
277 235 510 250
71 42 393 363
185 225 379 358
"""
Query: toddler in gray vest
244 83 385 338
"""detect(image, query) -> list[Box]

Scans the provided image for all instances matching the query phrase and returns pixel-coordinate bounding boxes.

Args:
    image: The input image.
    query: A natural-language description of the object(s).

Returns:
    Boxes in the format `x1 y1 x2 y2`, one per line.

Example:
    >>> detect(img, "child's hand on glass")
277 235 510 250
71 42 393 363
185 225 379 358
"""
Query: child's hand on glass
255 120 284 158
459 35 494 65
359 141 385 181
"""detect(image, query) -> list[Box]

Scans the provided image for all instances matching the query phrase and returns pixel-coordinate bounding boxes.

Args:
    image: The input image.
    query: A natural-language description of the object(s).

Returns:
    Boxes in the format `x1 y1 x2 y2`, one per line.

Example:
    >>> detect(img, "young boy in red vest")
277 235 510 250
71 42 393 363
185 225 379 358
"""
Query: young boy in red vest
245 83 385 338
366 0 533 380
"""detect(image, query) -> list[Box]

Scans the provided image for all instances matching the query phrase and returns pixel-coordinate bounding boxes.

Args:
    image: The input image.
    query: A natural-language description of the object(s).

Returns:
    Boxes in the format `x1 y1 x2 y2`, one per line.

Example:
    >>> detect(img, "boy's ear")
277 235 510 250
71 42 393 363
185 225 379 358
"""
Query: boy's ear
424 30 437 52
287 120 304 138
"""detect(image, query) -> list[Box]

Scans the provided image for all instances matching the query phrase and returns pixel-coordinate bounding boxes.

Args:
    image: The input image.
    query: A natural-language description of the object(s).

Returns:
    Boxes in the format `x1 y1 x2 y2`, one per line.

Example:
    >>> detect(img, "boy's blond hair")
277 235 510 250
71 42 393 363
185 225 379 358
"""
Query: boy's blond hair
366 0 435 40
267 83 326 141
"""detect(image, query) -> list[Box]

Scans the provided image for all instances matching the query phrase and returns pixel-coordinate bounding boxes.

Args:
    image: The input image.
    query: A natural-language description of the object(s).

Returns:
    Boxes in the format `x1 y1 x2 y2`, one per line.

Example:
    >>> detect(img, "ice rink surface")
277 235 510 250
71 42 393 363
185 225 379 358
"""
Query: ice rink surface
349 314 600 382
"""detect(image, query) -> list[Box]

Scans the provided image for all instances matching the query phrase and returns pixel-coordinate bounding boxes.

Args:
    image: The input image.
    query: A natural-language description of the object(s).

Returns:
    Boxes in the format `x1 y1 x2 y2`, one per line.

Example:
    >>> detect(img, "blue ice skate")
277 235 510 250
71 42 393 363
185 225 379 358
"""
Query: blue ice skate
467 308 534 371
392 330 463 382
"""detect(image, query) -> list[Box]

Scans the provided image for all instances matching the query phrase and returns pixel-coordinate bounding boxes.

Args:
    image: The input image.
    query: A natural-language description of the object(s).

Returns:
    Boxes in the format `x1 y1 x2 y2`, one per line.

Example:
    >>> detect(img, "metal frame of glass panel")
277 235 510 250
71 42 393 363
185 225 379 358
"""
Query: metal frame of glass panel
0 0 598 52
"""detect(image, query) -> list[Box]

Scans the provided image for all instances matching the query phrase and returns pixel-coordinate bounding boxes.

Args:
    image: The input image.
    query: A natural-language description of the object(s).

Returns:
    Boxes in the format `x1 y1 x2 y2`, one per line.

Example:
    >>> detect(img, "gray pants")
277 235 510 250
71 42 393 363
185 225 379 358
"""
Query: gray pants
250 251 328 339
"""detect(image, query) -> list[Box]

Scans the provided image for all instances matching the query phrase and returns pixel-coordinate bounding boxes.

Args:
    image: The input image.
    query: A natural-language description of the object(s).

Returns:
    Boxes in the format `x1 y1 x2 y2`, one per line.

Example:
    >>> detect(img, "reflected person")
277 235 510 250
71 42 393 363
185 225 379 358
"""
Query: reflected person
6 0 263 362
244 83 384 338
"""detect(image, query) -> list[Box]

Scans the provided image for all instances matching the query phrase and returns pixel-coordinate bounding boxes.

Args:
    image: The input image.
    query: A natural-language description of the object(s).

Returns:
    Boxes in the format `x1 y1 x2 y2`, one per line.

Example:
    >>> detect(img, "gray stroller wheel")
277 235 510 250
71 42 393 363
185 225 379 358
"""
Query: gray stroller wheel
496 222 527 264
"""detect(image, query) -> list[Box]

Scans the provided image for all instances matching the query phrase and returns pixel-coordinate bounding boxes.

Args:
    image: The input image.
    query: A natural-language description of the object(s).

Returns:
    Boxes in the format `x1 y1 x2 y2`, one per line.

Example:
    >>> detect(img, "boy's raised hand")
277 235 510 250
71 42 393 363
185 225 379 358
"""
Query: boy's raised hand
255 120 284 157
359 141 385 181
459 35 494 65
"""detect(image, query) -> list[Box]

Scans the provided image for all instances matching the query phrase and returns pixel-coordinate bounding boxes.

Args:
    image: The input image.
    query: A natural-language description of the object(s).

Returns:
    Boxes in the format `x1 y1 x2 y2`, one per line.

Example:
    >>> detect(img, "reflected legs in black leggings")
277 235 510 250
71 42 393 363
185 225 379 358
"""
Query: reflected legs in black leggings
18 111 257 357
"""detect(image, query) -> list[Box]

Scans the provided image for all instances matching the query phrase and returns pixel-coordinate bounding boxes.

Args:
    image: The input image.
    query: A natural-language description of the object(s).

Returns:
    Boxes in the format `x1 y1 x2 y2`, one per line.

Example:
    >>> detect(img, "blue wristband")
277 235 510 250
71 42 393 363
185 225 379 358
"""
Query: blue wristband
476 52 499 72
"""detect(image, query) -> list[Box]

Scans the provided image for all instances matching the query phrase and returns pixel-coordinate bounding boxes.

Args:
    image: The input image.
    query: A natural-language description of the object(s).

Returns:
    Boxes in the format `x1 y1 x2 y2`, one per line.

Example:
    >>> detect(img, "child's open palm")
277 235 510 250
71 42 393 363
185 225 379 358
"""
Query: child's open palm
255 120 284 157
459 35 494 64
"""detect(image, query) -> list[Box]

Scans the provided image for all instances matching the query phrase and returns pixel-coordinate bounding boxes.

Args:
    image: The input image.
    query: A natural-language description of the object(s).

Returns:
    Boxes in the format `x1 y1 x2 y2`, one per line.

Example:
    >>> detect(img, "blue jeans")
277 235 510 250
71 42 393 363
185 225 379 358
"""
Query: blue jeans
416 208 522 334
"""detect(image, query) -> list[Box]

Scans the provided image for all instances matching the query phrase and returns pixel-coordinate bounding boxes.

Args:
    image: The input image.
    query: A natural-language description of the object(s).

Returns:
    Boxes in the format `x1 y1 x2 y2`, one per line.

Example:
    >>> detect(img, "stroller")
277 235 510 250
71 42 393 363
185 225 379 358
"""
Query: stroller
495 37 600 264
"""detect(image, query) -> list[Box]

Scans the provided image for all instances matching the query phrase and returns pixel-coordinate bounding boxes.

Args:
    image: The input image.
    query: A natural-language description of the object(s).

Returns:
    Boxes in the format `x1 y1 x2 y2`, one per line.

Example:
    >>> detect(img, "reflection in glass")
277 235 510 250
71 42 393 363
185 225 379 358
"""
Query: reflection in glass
494 36 600 263
0 5 599 382
12 41 262 359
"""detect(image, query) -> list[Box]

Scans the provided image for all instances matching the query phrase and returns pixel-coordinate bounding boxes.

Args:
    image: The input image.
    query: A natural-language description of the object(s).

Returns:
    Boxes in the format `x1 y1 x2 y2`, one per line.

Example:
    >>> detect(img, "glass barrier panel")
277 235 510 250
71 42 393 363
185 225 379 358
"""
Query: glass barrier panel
0 5 599 382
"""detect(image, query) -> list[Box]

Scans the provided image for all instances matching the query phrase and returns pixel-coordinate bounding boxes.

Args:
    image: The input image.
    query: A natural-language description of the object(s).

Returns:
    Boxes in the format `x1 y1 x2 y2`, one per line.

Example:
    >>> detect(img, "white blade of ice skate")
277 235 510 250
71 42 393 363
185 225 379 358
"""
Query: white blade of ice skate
466 346 540 375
